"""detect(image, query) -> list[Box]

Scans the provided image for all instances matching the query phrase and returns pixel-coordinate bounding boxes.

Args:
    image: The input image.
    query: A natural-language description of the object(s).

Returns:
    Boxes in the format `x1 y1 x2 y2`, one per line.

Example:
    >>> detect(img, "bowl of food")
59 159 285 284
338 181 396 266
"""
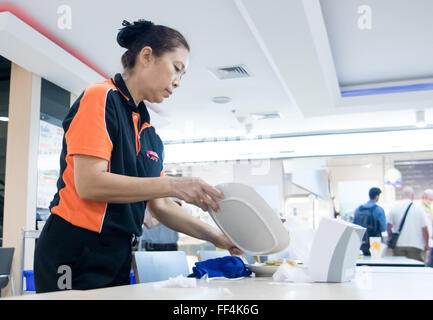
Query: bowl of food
246 258 298 277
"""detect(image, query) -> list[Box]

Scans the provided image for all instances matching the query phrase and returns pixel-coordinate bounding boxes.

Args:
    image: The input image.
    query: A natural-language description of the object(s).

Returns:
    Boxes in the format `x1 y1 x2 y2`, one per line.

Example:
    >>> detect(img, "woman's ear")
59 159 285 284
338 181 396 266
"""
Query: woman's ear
138 46 153 67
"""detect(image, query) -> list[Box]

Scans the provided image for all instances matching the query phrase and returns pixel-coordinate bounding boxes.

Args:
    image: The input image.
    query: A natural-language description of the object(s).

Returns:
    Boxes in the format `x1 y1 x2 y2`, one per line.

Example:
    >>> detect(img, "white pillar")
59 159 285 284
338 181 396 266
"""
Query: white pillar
2 63 40 296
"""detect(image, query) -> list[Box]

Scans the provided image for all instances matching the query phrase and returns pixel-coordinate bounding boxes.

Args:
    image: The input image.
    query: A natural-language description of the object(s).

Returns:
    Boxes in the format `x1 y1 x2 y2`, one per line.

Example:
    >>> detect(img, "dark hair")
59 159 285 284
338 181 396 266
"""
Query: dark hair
369 187 382 200
117 19 190 70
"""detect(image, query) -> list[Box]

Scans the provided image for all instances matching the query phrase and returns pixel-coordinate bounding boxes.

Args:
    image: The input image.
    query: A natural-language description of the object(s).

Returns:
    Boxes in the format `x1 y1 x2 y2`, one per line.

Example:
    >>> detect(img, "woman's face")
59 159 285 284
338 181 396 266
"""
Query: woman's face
139 46 189 103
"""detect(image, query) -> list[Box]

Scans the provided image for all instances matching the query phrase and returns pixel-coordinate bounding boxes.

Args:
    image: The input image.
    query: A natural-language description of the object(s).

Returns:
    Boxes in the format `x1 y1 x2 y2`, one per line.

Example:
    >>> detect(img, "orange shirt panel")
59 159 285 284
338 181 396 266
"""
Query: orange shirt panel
66 81 115 161
52 81 115 232
51 154 107 232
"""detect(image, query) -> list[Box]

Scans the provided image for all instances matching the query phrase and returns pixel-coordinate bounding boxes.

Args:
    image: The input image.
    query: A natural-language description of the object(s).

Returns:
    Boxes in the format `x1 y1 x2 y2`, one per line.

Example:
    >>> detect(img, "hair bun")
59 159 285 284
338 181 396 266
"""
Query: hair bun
117 19 154 48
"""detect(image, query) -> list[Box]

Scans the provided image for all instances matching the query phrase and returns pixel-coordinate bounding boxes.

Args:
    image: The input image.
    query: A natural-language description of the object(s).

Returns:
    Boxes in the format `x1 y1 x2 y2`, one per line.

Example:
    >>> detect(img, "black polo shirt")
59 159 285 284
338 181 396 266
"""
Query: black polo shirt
50 73 165 237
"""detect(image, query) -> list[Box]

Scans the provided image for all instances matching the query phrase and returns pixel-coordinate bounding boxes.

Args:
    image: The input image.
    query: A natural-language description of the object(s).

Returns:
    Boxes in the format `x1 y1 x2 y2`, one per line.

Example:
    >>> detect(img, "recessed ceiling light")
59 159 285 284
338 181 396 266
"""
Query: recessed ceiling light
0 117 9 122
212 96 232 104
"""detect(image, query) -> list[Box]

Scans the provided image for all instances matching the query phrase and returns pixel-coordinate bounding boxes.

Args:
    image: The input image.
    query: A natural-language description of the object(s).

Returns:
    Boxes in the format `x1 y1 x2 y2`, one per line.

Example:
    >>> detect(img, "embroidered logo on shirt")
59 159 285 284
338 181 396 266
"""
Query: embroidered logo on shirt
146 150 159 162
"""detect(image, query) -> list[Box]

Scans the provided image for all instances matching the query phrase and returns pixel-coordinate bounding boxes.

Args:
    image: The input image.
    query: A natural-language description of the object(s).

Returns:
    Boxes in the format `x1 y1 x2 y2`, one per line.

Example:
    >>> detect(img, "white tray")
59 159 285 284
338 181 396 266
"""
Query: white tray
208 183 289 255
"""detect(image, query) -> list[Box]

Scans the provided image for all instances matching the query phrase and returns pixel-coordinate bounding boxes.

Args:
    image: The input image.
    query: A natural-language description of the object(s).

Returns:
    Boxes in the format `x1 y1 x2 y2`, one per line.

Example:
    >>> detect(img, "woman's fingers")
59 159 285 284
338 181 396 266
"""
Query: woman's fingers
197 194 219 212
213 232 243 256
203 194 220 212
229 247 243 256
175 177 224 212
202 184 224 200
190 180 223 212
200 183 224 212
196 197 209 212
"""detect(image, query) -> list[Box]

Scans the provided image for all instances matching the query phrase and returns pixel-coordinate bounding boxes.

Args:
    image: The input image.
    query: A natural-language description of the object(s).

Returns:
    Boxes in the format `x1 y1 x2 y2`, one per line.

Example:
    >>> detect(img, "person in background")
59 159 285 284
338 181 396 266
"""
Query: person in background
141 200 181 251
420 189 433 266
387 186 429 262
353 187 387 256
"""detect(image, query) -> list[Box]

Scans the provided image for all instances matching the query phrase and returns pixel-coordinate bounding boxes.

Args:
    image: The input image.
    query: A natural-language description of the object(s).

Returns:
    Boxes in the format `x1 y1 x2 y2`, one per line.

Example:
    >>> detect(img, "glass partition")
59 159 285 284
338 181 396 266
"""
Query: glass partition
36 79 70 227
0 55 11 246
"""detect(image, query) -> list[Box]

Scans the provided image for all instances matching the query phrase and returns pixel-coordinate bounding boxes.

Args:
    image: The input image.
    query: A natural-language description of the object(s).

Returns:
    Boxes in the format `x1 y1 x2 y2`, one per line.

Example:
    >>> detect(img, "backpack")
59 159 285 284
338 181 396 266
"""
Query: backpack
353 205 381 255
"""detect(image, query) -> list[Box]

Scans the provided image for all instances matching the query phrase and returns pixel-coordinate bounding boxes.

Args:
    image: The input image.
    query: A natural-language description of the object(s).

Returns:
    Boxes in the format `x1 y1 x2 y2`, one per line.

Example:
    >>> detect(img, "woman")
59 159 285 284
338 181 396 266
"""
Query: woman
34 19 242 293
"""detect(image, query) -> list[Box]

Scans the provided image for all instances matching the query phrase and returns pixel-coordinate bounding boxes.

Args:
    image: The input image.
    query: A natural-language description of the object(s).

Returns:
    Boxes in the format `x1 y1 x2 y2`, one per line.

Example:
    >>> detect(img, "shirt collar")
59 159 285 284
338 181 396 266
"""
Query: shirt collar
111 73 135 106
111 73 150 123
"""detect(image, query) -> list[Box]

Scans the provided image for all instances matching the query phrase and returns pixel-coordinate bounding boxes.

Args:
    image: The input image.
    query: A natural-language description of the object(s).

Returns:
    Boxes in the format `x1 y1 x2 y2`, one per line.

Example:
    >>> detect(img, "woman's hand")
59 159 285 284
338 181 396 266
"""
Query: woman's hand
210 230 243 256
171 177 224 212
148 198 243 256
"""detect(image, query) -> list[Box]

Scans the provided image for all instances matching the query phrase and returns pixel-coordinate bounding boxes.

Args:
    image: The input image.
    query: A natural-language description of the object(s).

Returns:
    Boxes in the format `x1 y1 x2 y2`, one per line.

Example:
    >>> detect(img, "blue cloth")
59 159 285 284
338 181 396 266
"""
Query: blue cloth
354 200 387 232
188 256 252 279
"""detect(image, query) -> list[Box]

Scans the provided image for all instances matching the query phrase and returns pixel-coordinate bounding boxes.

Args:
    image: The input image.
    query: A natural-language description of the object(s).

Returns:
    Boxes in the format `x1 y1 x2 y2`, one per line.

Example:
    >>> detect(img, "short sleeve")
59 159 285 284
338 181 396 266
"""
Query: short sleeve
387 208 395 226
377 207 387 231
66 84 116 161
418 207 428 228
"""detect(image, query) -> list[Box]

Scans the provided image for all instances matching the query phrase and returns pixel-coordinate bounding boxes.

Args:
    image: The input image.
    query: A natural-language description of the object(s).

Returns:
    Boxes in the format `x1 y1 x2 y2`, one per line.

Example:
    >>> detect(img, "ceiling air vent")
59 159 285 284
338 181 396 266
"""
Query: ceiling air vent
209 64 252 80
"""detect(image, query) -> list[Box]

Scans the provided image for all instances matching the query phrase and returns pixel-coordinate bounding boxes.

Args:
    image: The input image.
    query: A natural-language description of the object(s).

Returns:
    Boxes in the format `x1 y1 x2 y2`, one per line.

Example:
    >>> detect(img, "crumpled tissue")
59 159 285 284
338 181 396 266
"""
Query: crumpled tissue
152 275 197 288
272 261 312 283
282 215 315 264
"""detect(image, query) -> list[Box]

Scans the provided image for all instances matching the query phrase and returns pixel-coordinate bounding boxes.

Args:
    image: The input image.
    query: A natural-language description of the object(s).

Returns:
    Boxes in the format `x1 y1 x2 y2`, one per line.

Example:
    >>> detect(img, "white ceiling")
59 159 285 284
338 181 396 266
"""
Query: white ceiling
320 0 433 86
2 0 433 142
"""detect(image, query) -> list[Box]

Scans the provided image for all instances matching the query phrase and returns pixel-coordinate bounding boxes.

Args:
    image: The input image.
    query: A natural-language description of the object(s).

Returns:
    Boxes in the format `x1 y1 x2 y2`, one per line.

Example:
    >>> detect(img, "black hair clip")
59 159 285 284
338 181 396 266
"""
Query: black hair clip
122 20 131 27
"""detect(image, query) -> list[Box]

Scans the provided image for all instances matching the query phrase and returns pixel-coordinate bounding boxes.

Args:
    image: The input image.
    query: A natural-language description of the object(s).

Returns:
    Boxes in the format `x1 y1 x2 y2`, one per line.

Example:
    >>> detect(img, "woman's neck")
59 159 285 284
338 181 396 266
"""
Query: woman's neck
122 71 145 106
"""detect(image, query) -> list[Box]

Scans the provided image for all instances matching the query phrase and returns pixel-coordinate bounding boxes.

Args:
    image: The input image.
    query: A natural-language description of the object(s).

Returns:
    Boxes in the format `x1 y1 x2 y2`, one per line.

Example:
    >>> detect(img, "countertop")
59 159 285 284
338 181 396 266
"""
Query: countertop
4 266 433 300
